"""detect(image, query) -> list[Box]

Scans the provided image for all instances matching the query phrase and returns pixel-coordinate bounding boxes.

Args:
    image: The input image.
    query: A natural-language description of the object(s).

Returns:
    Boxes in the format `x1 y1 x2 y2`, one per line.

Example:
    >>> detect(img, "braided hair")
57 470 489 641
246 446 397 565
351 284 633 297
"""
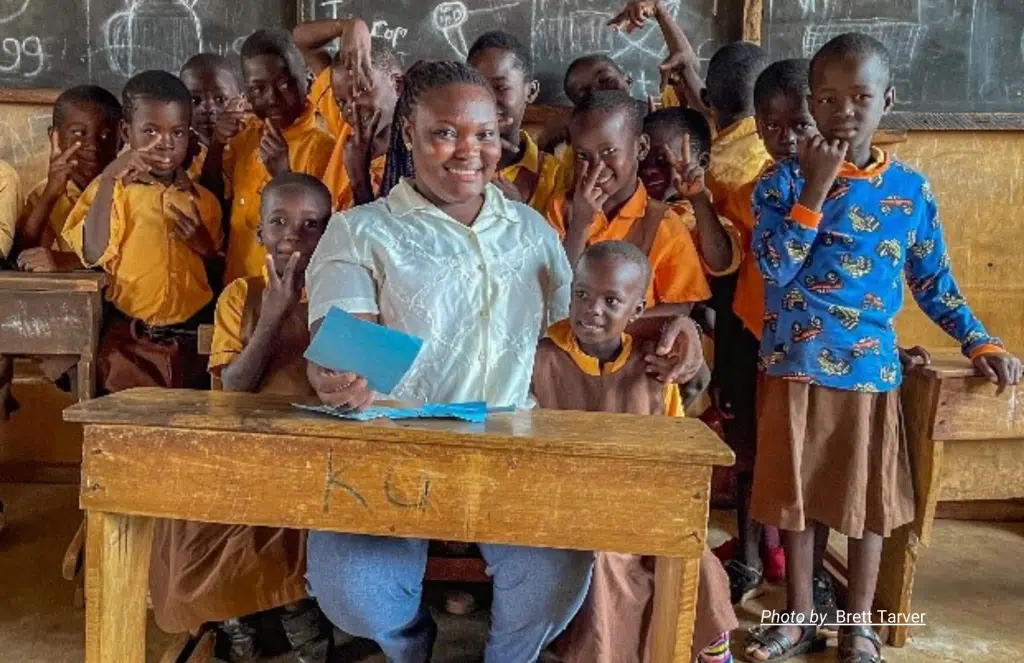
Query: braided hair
379 60 494 197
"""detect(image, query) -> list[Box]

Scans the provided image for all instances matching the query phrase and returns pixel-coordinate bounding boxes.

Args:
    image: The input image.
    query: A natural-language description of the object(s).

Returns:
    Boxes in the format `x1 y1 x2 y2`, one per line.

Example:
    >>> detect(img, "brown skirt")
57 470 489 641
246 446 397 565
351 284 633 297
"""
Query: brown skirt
751 375 915 539
553 548 737 663
149 521 309 634
97 318 208 394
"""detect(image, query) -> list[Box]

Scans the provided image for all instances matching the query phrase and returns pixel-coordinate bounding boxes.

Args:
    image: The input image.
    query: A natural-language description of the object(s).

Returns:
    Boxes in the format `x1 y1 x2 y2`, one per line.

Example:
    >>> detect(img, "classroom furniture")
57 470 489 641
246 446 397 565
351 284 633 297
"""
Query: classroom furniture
826 350 1023 647
65 387 734 663
0 272 107 403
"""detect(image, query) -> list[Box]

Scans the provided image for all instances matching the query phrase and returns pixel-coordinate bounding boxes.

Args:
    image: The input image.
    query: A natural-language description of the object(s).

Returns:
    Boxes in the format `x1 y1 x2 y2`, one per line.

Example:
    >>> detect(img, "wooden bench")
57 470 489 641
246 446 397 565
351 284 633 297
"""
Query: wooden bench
66 387 733 663
826 350 1023 647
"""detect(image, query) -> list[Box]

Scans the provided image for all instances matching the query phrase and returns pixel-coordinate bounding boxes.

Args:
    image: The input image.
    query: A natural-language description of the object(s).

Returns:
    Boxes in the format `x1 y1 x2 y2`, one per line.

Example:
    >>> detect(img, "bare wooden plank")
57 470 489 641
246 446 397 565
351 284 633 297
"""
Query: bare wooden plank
0 290 101 356
932 380 1024 441
197 325 214 356
900 370 945 545
0 88 61 105
66 389 735 466
881 112 1024 131
80 424 712 558
937 439 1024 500
0 271 107 292
649 556 701 663
935 498 1024 521
876 524 919 647
84 512 153 663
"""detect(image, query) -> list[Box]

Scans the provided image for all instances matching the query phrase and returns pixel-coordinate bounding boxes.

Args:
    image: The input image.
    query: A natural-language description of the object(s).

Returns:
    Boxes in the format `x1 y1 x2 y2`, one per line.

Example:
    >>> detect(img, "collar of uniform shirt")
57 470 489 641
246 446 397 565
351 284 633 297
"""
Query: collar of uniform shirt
387 179 521 224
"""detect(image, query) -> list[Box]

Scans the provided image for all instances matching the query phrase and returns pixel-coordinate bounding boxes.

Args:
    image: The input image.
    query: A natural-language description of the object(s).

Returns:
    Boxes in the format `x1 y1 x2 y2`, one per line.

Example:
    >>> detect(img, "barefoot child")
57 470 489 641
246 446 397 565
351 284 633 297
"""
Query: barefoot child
179 53 240 180
468 30 562 212
63 71 223 394
149 173 334 663
14 86 122 273
534 241 735 663
545 90 711 318
200 29 334 285
323 38 401 210
745 34 1022 662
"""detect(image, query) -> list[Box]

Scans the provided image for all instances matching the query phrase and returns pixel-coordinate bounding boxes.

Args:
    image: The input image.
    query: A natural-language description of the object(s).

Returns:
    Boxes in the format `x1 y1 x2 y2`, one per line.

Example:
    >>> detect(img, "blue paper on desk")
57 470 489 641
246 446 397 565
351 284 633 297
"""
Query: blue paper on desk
294 401 513 423
303 306 423 394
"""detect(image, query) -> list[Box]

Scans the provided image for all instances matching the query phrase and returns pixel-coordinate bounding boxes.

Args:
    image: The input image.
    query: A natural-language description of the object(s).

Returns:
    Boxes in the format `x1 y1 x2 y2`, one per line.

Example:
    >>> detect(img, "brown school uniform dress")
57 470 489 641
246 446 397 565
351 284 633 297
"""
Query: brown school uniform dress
534 320 736 663
149 274 313 634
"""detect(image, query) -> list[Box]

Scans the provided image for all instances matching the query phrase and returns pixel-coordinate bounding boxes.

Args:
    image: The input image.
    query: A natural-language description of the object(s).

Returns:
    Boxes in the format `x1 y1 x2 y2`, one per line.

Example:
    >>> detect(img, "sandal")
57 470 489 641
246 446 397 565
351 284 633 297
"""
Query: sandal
838 625 883 663
744 623 825 662
813 568 839 633
724 558 764 604
280 599 335 663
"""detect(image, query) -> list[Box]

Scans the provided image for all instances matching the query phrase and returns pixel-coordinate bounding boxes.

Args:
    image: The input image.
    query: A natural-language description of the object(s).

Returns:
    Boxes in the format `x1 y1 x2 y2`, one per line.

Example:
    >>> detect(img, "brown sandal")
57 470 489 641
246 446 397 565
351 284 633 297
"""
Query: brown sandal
838 625 883 663
743 623 826 661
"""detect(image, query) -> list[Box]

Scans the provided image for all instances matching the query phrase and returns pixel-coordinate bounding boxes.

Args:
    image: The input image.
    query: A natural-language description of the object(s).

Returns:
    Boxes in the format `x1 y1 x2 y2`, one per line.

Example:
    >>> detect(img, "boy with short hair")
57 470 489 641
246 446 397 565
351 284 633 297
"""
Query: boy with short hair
746 34 1021 662
533 240 735 663
323 38 401 210
544 90 711 318
63 70 223 394
150 173 333 663
468 30 563 213
200 29 335 285
14 85 122 273
179 53 240 180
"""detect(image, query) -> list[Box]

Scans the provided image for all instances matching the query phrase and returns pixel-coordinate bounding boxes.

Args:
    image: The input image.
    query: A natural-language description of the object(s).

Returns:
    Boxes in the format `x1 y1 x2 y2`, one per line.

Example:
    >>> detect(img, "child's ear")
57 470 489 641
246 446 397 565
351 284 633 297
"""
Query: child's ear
883 85 896 115
630 299 645 322
119 120 129 148
401 117 414 150
637 132 651 161
391 71 404 94
256 226 264 245
525 78 540 105
699 88 711 112
698 151 711 170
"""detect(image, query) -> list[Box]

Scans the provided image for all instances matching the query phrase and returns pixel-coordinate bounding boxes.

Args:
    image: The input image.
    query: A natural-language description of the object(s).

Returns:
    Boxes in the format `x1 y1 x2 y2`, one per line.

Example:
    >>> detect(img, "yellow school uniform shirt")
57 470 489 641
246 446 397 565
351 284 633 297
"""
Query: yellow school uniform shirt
18 179 83 259
310 67 347 138
0 160 23 259
186 142 208 181
545 181 711 306
546 318 684 416
223 105 335 284
706 116 771 209
500 131 563 214
322 123 387 211
718 176 766 339
62 175 223 326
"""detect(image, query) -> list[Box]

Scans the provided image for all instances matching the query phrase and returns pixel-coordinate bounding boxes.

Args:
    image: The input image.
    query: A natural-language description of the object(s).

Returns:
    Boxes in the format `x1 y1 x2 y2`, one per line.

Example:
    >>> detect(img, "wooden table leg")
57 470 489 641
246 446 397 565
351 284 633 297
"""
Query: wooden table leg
85 511 153 663
650 556 701 663
77 358 95 402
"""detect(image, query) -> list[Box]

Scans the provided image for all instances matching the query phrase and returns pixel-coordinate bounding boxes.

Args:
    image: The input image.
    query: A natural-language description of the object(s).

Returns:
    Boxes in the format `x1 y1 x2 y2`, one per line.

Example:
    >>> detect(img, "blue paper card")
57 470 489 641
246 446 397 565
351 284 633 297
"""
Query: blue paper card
294 401 510 423
303 307 423 394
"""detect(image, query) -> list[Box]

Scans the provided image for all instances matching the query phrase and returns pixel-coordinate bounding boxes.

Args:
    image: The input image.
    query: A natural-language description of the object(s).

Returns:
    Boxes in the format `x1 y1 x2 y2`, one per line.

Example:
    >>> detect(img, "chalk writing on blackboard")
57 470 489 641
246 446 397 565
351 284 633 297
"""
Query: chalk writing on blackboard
102 0 204 78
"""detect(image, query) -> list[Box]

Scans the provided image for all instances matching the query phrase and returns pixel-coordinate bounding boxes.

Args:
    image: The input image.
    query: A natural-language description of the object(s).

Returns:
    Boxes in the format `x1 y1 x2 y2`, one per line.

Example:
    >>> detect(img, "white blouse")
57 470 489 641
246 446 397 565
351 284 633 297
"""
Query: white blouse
307 179 572 408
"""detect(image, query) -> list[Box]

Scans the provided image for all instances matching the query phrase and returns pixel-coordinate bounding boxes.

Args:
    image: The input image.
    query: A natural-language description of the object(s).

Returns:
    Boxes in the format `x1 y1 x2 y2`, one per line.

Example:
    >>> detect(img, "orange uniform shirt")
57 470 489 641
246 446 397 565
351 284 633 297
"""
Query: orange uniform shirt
322 123 387 211
63 176 223 326
223 105 334 283
499 131 563 214
310 67 347 139
669 198 743 278
545 181 711 307
718 177 765 339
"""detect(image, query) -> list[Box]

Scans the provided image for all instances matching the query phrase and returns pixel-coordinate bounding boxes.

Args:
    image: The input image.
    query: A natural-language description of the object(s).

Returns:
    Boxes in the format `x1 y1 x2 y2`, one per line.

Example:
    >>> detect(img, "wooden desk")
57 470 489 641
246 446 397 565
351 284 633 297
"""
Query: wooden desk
0 272 107 402
830 352 1023 647
66 388 734 663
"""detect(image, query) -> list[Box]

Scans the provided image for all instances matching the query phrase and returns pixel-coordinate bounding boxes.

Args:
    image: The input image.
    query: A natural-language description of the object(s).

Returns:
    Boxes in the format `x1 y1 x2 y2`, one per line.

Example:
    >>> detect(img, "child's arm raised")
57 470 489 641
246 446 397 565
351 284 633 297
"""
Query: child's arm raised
753 136 845 288
665 140 735 273
16 133 78 253
564 161 608 266
294 18 373 90
80 137 161 265
344 105 382 206
907 192 1022 392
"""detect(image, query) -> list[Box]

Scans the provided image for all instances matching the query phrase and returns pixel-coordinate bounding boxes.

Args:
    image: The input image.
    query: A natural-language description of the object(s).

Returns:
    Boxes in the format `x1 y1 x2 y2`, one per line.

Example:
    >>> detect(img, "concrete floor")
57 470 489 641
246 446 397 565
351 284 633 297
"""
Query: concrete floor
1 483 1021 662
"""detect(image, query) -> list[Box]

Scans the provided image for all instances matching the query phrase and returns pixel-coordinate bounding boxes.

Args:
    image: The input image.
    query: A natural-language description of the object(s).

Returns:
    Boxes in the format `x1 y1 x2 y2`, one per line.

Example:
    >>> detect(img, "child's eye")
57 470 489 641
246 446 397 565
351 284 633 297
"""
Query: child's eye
573 289 587 299
214 96 225 105
174 130 186 138
600 147 617 157
433 128 457 139
604 297 621 307
479 129 496 140
797 122 813 131
269 216 285 225
855 94 872 102
71 129 86 138
144 128 157 135
765 123 779 131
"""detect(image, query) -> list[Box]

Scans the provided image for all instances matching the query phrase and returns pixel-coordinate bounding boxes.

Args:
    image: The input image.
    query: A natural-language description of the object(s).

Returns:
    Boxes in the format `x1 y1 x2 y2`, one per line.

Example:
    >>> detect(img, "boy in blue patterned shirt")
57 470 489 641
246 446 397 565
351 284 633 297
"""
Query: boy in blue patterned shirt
744 33 1021 663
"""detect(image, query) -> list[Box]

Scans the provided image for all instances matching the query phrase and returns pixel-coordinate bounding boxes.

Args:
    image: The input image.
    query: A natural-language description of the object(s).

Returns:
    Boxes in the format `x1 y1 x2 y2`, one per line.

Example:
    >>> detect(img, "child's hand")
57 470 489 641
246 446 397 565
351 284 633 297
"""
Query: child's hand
338 19 374 94
259 119 290 176
898 345 931 372
106 135 164 184
569 161 609 231
169 199 217 258
973 351 1022 395
797 134 847 210
213 96 251 145
658 51 693 89
307 364 375 411
16 248 58 273
665 138 705 199
261 253 303 323
607 1 659 33
42 132 81 201
645 315 704 383
344 104 382 167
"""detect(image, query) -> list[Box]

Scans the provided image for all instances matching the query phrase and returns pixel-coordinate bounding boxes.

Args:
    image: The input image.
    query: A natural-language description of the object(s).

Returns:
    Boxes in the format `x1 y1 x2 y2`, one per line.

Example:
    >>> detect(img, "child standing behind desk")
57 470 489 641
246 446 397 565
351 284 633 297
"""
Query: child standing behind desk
149 173 334 663
745 33 1022 663
179 53 240 181
534 241 736 663
200 29 334 285
14 86 122 273
63 70 223 394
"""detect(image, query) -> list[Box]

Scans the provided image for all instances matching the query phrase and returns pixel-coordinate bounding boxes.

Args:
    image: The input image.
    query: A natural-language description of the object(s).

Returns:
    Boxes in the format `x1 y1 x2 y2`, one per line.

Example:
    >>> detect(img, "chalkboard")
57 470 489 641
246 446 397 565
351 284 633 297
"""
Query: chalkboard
301 0 738 105
0 0 294 95
761 0 1024 127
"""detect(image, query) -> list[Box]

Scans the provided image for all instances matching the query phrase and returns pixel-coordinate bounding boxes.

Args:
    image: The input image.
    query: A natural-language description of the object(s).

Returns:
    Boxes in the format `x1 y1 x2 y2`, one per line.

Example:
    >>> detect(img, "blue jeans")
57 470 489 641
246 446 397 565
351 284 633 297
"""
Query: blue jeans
307 532 594 663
